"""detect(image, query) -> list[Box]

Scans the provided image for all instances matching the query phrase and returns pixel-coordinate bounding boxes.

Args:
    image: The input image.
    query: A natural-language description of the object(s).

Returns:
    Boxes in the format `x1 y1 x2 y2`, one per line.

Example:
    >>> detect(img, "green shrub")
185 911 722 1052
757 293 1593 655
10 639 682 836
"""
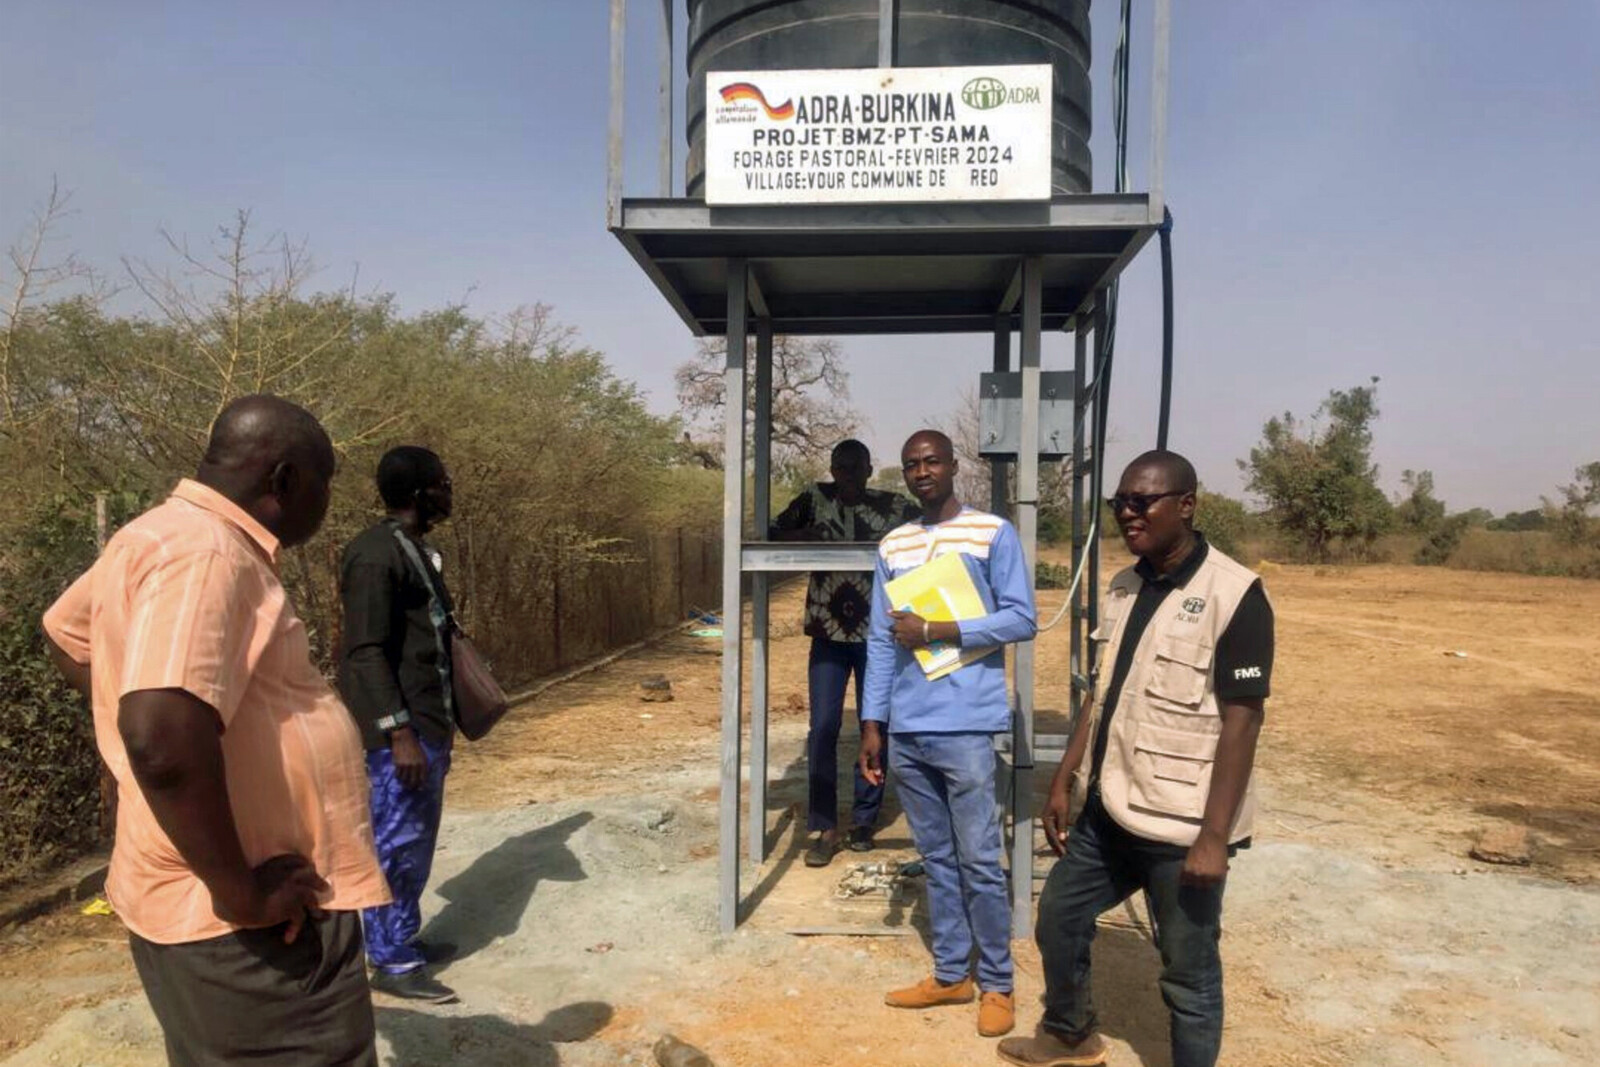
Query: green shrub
1036 560 1072 589
1487 509 1547 532
1415 515 1470 566
1445 529 1600 579
1194 491 1254 557
0 499 108 885
1038 507 1072 547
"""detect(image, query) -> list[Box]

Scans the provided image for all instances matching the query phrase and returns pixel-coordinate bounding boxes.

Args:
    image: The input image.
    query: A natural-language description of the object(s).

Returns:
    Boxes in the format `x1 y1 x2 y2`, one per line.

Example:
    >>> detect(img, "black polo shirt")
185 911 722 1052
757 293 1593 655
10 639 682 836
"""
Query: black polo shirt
1088 533 1274 789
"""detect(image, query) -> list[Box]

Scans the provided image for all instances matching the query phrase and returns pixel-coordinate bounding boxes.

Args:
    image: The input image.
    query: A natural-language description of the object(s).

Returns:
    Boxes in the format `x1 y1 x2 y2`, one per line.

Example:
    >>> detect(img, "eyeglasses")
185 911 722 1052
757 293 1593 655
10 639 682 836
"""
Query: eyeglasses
1106 491 1185 517
415 478 452 499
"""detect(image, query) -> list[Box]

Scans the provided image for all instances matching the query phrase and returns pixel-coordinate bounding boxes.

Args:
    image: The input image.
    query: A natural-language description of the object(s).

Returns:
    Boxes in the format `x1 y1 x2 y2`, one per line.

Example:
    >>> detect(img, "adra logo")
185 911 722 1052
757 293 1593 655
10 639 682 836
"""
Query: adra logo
962 76 1006 110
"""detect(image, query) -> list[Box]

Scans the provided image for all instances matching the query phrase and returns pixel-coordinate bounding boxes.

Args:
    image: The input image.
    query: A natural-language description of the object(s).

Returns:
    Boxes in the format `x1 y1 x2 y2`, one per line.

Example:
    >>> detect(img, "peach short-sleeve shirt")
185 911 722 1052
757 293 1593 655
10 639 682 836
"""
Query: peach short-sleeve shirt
44 479 389 944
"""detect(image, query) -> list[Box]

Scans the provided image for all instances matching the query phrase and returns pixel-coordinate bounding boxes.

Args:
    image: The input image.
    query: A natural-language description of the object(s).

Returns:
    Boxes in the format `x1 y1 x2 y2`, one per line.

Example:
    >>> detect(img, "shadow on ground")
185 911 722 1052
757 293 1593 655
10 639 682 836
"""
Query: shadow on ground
378 999 612 1066
744 738 932 953
1015 920 1176 1065
422 811 592 971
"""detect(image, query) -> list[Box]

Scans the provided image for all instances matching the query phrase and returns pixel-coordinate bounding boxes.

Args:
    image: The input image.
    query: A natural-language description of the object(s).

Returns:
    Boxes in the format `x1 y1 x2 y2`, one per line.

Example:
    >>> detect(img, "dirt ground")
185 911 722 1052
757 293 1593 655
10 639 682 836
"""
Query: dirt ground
3 558 1598 1066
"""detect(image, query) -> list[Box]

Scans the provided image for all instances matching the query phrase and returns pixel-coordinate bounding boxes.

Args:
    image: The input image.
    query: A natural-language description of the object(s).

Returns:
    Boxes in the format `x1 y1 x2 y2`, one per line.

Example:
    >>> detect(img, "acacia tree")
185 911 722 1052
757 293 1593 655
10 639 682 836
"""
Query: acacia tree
0 207 727 879
0 185 123 873
1394 469 1446 533
944 385 993 507
1241 379 1393 560
674 334 860 486
116 210 403 467
1547 461 1600 547
0 179 107 427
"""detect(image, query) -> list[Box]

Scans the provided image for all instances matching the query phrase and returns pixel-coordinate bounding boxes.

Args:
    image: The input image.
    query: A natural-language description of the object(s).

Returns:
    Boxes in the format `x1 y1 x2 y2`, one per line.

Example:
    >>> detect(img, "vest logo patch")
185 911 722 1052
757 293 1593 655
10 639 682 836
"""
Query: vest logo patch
1182 596 1206 614
1233 666 1262 680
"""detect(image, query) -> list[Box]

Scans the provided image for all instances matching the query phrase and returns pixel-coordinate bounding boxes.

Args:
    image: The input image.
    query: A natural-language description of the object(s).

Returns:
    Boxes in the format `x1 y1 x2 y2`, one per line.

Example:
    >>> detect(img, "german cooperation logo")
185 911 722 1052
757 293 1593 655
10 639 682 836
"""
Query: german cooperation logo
716 82 795 122
961 76 1043 110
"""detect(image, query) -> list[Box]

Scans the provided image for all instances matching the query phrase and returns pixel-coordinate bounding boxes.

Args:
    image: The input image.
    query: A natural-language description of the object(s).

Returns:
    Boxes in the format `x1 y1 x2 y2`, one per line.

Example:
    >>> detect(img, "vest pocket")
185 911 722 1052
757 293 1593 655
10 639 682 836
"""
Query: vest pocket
1145 635 1214 709
1129 722 1214 819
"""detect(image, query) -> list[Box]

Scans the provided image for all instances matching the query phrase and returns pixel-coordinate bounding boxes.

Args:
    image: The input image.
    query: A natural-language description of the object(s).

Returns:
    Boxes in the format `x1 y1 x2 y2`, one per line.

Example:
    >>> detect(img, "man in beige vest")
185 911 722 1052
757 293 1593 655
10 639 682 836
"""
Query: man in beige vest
999 451 1273 1067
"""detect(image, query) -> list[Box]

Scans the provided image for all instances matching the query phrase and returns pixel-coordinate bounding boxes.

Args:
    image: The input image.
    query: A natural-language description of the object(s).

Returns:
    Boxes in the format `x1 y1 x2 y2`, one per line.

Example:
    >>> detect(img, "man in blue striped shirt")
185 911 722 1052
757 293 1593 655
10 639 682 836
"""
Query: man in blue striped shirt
859 429 1037 1040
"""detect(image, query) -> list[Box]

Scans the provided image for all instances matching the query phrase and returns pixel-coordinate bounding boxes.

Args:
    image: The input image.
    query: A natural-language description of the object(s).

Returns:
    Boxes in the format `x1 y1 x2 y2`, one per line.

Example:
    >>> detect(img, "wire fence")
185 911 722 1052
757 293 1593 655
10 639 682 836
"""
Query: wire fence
461 526 722 684
0 511 720 886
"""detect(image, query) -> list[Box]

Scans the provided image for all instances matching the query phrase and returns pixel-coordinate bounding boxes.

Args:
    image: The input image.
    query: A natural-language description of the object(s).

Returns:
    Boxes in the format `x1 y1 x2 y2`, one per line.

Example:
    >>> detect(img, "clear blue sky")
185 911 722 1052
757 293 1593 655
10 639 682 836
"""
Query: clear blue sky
3 1 1596 513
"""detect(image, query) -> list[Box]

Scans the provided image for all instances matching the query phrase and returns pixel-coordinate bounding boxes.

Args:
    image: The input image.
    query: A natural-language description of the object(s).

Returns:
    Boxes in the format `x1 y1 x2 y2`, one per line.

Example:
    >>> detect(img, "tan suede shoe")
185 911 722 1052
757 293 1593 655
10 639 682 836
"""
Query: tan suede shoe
977 991 1015 1037
884 975 976 1008
996 1029 1108 1066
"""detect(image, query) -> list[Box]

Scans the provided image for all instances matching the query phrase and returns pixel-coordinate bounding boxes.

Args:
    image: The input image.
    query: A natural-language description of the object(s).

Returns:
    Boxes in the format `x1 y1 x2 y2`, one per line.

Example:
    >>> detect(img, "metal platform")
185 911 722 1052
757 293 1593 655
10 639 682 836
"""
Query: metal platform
739 542 878 572
612 194 1160 335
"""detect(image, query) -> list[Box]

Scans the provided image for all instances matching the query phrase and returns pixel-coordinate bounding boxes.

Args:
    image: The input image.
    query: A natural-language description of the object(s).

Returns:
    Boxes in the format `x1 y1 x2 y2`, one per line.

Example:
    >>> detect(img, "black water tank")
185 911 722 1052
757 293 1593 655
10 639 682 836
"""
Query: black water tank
686 0 1092 199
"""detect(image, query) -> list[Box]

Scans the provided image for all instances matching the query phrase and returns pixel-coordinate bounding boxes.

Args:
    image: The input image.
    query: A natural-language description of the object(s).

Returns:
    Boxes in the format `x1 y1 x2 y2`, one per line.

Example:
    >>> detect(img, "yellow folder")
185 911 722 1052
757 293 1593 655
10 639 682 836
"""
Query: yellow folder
882 550 998 681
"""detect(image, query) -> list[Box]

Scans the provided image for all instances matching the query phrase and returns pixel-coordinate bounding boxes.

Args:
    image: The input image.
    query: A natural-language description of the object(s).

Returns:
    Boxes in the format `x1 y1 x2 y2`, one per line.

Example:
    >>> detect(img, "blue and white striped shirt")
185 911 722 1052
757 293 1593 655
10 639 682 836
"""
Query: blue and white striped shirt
861 506 1037 734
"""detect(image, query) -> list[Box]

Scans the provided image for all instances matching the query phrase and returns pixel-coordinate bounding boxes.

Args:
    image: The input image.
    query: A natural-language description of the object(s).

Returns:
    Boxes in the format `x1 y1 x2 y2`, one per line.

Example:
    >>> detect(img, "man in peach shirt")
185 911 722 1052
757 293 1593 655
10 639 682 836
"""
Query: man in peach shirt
43 395 390 1066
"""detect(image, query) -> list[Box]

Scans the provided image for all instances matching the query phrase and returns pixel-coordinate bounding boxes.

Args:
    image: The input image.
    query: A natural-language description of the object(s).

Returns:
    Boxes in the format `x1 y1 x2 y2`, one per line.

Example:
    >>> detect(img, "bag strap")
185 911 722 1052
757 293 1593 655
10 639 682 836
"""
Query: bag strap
389 523 456 713
389 522 459 633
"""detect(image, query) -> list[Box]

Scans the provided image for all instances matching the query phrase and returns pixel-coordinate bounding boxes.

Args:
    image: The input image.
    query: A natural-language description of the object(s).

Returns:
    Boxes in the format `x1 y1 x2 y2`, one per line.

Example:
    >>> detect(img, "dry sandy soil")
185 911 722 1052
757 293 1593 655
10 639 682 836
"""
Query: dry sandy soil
2 558 1597 1066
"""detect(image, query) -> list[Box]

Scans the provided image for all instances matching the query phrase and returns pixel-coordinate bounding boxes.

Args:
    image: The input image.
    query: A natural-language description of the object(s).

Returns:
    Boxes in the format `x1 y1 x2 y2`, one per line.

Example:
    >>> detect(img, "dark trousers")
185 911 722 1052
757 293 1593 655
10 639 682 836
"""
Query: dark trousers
130 910 376 1067
1035 793 1227 1067
363 732 451 973
806 637 886 832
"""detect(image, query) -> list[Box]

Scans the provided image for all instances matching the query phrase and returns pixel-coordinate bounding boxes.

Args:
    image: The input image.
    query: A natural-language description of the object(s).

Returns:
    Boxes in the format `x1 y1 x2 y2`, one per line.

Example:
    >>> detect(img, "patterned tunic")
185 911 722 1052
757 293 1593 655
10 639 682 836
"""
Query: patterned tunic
772 483 921 642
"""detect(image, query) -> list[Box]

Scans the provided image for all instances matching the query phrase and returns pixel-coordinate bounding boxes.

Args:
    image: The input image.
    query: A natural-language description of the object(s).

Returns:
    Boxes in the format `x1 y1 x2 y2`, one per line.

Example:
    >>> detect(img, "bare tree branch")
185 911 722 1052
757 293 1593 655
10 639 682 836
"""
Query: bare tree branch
1 178 104 423
675 334 860 478
118 211 392 452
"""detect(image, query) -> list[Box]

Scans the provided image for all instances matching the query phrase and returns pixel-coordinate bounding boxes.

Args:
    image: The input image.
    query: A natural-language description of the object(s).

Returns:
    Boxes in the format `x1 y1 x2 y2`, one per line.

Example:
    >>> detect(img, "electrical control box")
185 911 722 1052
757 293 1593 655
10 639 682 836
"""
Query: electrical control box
977 371 1076 460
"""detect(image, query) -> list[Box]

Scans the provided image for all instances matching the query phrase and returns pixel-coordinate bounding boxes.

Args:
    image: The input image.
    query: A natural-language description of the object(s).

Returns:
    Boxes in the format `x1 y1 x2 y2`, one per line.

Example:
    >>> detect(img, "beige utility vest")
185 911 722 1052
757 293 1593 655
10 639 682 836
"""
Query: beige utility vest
1072 545 1265 847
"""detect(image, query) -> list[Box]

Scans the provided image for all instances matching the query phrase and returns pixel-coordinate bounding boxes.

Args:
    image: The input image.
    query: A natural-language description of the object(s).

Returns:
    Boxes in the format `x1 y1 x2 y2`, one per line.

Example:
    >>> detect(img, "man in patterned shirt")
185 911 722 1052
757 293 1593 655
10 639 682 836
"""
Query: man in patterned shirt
772 438 920 867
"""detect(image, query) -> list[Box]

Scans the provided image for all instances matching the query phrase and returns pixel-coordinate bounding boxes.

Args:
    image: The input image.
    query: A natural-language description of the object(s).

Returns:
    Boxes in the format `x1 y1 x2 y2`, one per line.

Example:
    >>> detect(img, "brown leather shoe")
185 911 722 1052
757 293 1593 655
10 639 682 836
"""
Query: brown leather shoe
884 975 975 1009
977 991 1015 1037
996 1029 1108 1065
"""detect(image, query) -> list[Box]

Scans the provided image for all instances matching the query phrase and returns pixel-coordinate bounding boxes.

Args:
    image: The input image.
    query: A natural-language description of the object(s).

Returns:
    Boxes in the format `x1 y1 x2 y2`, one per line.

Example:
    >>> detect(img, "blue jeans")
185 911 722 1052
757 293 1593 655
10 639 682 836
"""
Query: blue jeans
1035 792 1226 1067
889 731 1012 993
362 733 452 974
807 638 886 833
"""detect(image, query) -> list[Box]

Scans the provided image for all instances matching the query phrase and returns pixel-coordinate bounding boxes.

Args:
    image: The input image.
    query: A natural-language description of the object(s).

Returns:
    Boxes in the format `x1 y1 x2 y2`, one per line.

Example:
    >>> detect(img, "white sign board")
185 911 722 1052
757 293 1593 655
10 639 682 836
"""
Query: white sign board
704 65 1053 206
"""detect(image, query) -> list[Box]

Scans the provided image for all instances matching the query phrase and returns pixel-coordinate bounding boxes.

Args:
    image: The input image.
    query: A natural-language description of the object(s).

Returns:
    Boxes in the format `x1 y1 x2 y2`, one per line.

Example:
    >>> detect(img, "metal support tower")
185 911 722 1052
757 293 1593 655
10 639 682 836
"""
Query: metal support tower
609 0 1171 937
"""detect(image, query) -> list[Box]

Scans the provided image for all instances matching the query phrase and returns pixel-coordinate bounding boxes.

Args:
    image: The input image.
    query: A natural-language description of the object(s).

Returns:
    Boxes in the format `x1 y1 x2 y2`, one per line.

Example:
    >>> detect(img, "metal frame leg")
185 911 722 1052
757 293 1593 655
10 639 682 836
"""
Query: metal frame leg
606 0 625 227
1010 256 1043 938
1071 325 1089 724
990 314 1011 516
657 0 674 197
748 318 774 864
1087 292 1110 682
718 260 750 934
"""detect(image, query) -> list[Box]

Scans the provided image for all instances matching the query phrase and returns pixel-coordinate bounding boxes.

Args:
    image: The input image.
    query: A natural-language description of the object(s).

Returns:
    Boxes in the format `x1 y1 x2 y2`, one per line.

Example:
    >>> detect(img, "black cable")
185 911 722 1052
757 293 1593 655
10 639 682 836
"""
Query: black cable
1099 0 1132 435
1095 323 1115 504
1156 207 1175 450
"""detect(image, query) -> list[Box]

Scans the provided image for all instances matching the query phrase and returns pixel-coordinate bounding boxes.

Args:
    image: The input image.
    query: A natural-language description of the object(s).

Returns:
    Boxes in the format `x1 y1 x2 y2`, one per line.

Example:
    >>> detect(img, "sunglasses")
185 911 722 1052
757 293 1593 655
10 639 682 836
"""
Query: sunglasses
1106 490 1186 517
